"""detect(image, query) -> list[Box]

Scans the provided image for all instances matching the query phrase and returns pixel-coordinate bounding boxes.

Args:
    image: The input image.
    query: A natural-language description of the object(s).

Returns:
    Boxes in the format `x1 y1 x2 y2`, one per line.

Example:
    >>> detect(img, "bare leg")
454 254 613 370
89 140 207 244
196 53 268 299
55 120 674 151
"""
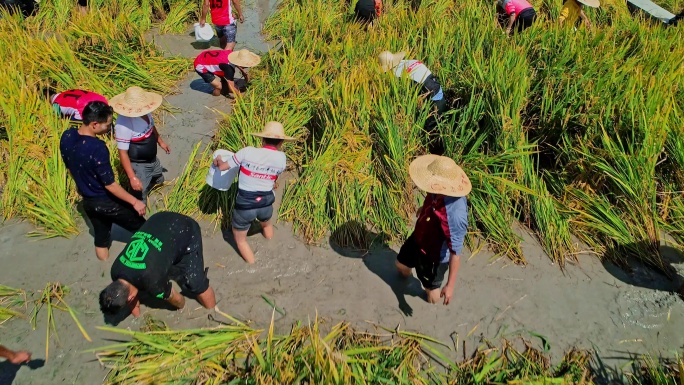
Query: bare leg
395 260 412 278
95 246 109 261
210 78 222 96
260 220 273 240
220 36 228 50
232 227 255 263
196 287 216 309
425 288 440 304
225 41 237 50
78 5 87 14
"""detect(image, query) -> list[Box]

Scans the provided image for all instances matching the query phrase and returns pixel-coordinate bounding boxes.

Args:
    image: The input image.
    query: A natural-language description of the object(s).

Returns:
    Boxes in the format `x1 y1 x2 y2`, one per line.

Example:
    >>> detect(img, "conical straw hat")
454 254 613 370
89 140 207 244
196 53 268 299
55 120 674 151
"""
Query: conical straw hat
378 50 406 72
251 121 296 141
110 86 163 117
228 49 261 67
577 0 600 8
409 155 471 197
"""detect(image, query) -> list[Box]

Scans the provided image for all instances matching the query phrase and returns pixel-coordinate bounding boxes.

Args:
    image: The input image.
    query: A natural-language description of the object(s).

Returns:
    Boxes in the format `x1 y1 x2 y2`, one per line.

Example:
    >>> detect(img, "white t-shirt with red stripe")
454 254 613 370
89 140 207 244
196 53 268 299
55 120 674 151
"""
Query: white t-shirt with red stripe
114 114 155 151
227 145 286 192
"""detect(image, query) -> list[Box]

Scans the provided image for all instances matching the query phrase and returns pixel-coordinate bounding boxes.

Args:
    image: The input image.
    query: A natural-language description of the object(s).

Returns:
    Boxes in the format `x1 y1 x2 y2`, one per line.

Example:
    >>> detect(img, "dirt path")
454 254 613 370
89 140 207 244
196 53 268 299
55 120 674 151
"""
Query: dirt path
2 2 684 384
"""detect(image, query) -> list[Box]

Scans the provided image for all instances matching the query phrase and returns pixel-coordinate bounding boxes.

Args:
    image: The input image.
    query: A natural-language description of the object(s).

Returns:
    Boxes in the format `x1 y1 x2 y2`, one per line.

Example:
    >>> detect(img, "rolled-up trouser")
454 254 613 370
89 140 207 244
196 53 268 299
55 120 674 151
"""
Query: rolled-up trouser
131 158 164 203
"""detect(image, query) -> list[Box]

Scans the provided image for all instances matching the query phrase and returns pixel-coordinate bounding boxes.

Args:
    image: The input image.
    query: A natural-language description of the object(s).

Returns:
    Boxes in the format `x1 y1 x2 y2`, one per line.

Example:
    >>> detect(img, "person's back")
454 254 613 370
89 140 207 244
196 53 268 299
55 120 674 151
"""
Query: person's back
233 146 287 194
194 50 233 76
60 128 113 199
52 90 108 121
503 0 534 14
559 0 581 24
111 212 197 298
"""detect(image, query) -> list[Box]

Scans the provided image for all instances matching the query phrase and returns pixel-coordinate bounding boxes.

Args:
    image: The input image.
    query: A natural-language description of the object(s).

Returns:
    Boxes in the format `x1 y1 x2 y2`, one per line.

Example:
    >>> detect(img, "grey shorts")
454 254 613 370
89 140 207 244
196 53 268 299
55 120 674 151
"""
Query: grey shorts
232 205 273 231
131 158 164 203
215 23 237 42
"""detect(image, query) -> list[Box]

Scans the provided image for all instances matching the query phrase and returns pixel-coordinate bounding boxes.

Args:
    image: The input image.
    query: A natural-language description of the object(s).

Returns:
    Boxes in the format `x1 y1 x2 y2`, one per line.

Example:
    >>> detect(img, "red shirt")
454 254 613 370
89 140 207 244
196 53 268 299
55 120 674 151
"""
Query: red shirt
209 0 234 26
194 50 232 76
413 194 469 263
52 90 108 120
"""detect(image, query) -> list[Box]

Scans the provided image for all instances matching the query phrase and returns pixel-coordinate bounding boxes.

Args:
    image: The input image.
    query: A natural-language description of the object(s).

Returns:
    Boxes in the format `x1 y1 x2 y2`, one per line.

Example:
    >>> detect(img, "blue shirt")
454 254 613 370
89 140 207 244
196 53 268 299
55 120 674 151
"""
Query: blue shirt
60 128 116 198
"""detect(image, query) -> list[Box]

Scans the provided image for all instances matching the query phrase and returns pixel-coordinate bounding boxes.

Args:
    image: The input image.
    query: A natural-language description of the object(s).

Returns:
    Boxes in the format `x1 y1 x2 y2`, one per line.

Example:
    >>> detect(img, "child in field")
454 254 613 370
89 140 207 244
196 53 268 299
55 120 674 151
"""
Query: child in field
51 89 108 121
213 122 294 264
354 0 382 23
497 0 537 35
396 155 470 305
194 49 260 97
559 0 599 29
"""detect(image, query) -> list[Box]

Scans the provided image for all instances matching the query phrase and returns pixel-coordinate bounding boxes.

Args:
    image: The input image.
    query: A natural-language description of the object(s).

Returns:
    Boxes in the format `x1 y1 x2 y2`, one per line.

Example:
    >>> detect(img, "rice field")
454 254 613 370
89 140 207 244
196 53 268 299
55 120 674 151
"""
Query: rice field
93 314 682 384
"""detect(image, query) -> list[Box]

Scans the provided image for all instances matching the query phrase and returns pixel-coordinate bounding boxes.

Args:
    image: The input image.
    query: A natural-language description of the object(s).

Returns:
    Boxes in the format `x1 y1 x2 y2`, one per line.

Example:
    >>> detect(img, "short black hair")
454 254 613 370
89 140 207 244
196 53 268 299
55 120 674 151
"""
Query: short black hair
263 138 284 147
99 281 130 315
82 101 113 125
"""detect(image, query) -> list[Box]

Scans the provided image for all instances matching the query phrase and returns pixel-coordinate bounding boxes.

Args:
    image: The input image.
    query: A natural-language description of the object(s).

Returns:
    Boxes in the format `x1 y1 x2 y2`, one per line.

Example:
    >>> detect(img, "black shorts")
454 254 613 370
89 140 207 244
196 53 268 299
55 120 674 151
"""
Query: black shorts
514 8 536 32
354 0 376 23
396 233 448 290
82 196 146 248
168 220 210 296
77 0 87 6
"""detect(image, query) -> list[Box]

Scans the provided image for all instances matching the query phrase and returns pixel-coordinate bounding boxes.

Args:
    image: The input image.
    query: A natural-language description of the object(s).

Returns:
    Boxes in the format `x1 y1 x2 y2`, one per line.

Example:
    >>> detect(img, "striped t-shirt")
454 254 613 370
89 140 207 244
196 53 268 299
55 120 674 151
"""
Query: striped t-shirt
227 145 286 192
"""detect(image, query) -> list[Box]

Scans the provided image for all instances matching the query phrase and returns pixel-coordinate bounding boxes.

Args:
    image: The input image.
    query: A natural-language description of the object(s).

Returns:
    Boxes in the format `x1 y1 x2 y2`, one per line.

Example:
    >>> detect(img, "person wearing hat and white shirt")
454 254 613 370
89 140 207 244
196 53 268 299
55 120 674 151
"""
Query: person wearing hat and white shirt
559 0 599 29
194 49 261 97
396 155 470 305
111 86 170 204
213 121 295 264
379 50 447 154
199 0 243 50
497 0 537 35
60 101 147 261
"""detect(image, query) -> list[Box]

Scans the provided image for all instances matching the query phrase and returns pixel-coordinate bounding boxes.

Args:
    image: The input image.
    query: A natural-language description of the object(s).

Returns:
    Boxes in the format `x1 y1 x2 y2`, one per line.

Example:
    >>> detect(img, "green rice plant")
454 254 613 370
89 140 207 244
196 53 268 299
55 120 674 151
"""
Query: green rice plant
627 354 684 385
29 283 91 362
157 0 197 33
0 285 26 325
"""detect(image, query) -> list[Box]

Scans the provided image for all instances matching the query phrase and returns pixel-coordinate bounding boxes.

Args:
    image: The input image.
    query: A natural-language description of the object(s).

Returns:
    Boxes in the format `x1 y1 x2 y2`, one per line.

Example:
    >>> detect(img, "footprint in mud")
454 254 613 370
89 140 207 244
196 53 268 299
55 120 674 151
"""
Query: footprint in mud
613 289 679 329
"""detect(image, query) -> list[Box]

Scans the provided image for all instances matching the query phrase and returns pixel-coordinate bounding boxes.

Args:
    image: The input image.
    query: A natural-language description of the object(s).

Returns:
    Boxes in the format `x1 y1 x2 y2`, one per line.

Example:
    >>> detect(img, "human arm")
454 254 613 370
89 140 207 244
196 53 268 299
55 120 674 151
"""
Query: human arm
0 345 31 364
441 252 461 305
128 295 141 317
226 79 242 97
233 0 244 23
117 150 143 191
235 65 249 83
153 126 171 154
579 9 592 29
213 147 244 171
506 12 516 34
104 183 146 216
200 0 210 26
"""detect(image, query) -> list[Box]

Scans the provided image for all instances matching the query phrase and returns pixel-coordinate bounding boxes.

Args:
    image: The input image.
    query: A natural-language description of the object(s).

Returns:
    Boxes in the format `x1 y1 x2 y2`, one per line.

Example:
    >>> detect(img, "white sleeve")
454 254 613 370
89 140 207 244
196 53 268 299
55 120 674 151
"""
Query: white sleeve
114 118 132 151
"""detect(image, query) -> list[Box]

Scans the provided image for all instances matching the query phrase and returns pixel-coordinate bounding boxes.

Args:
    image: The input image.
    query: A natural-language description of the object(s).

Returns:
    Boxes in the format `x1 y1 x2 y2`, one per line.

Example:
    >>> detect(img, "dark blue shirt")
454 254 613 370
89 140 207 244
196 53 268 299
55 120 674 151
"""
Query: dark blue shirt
60 128 115 198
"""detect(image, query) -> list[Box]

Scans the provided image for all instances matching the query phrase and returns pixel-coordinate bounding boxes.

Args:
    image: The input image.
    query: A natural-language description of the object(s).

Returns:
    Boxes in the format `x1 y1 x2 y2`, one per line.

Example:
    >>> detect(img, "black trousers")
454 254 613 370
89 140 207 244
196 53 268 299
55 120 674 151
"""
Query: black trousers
83 196 146 247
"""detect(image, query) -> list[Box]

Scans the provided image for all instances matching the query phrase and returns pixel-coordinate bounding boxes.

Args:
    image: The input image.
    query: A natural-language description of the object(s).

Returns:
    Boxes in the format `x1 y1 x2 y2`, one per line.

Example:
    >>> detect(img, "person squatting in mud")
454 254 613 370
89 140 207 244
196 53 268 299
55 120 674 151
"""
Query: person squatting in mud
99 212 217 317
194 49 261 97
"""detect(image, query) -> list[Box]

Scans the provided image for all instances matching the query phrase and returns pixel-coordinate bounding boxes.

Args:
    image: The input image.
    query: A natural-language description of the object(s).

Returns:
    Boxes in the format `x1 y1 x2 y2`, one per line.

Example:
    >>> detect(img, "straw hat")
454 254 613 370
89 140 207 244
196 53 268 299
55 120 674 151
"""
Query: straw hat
378 50 406 72
228 49 261 68
110 86 162 117
251 121 296 141
577 0 600 7
409 155 471 197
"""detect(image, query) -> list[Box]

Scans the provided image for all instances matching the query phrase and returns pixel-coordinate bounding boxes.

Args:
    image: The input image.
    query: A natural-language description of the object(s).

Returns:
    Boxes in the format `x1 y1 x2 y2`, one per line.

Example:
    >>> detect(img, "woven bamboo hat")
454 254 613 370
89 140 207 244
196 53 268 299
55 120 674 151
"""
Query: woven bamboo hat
378 50 406 72
228 49 261 67
251 121 296 141
577 0 600 8
110 86 162 117
409 155 471 197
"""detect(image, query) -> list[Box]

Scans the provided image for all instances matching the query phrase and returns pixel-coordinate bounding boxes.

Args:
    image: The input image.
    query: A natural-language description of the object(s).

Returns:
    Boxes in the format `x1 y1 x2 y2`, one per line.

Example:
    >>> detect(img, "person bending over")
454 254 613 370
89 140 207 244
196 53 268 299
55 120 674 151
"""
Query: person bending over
99 212 216 317
194 49 260 97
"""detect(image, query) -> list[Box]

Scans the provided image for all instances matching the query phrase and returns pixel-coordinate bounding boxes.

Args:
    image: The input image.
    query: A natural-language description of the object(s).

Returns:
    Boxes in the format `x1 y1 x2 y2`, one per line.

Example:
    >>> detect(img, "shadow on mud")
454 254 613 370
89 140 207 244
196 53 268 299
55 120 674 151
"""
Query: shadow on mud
329 221 424 317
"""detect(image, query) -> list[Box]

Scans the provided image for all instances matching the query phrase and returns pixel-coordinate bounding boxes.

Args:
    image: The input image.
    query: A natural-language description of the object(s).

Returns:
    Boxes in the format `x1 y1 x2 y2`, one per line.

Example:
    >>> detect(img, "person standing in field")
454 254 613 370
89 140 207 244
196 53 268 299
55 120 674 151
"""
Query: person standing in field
213 122 294 264
498 0 537 35
0 345 31 364
50 89 108 121
379 50 447 154
354 0 382 23
60 101 146 261
559 0 599 29
99 212 217 317
396 155 470 305
194 49 261 97
111 86 170 204
199 0 244 50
